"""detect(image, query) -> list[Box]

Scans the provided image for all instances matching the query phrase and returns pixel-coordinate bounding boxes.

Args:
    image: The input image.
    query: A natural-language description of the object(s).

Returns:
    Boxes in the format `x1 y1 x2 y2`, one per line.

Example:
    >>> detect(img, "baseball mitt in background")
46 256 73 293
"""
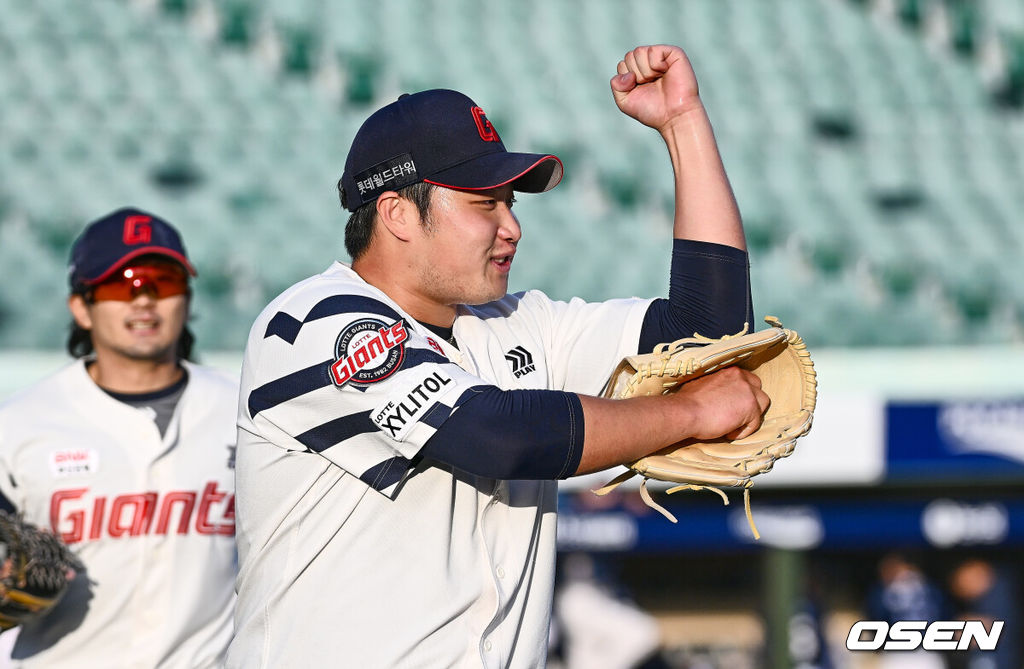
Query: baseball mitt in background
594 317 817 539
0 510 81 630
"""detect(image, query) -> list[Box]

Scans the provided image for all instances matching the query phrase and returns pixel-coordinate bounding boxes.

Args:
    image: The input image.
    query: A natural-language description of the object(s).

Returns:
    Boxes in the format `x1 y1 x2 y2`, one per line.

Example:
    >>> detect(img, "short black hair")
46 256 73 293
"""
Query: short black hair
341 181 436 260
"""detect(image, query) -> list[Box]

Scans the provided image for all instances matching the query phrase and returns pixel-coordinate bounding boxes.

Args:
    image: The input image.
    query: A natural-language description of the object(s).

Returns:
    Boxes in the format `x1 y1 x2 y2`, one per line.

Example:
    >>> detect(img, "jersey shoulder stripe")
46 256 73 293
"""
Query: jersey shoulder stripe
400 347 450 370
247 359 332 418
265 294 402 344
294 410 374 453
359 455 411 492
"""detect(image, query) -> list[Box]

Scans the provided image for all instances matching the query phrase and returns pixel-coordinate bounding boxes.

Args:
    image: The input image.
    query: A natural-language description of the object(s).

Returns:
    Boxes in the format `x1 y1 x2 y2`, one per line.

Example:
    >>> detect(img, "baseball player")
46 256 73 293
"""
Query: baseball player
230 44 766 668
0 208 238 668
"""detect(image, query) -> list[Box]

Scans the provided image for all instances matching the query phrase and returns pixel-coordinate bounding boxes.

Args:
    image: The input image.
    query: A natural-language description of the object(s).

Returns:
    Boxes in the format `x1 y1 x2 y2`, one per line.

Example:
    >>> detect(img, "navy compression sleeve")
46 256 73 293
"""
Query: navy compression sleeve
419 387 584 480
639 238 753 352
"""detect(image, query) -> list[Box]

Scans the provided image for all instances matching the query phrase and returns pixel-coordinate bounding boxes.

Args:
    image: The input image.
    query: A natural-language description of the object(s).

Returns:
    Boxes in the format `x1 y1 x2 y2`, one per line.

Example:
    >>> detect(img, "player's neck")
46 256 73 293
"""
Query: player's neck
352 257 456 328
87 352 184 394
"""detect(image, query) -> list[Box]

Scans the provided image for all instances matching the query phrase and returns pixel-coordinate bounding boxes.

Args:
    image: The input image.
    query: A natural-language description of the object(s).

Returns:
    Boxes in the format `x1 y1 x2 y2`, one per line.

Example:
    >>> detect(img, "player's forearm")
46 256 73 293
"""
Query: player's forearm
574 394 693 475
661 104 746 250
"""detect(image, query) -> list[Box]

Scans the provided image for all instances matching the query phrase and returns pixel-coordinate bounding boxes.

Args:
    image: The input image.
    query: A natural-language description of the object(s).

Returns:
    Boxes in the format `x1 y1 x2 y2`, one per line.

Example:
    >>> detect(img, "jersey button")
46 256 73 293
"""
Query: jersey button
496 566 505 579
484 639 493 652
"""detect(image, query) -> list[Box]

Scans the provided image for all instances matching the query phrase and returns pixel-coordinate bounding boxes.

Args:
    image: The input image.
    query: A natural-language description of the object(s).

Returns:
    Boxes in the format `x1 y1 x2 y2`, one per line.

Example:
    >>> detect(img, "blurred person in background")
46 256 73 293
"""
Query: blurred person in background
550 552 664 669
866 552 952 669
0 208 238 668
788 565 835 669
948 557 1019 669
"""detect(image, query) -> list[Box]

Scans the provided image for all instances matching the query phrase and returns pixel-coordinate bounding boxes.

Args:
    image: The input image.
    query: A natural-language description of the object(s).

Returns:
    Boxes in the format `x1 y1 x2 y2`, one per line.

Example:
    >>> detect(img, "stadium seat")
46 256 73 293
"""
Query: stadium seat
1 0 1022 349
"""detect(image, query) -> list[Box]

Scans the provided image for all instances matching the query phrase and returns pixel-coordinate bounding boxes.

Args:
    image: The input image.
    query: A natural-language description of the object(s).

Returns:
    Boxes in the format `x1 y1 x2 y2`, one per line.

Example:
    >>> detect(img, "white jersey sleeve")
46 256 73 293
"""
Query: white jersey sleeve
461 290 654 398
538 292 654 395
239 268 490 498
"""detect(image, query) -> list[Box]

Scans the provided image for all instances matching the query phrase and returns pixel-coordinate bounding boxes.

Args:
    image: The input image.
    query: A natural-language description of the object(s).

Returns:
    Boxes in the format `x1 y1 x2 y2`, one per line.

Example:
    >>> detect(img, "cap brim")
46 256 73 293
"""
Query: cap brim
84 248 198 285
424 152 563 194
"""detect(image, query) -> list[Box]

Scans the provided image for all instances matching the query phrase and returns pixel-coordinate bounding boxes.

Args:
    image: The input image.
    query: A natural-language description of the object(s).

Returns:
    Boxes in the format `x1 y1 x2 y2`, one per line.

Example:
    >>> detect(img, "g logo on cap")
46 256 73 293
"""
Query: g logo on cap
123 215 153 245
471 107 500 143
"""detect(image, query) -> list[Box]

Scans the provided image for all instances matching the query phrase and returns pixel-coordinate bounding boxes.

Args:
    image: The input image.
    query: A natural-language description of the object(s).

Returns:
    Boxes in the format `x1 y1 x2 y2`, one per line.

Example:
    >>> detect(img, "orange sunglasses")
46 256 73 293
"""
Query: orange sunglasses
89 260 190 302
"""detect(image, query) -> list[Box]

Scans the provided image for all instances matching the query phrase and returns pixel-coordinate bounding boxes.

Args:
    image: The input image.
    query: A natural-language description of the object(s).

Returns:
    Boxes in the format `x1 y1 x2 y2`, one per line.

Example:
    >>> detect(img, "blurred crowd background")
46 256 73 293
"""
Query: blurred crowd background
2 0 1023 667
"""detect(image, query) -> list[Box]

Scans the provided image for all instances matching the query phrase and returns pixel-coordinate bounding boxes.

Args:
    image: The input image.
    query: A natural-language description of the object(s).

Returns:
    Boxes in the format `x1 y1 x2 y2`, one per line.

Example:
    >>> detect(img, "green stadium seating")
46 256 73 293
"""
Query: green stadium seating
0 0 1022 351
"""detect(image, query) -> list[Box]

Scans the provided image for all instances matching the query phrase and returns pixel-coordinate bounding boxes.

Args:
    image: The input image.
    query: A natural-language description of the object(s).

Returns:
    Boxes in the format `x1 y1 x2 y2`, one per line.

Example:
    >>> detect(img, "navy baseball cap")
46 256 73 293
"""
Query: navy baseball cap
339 89 563 212
68 207 197 290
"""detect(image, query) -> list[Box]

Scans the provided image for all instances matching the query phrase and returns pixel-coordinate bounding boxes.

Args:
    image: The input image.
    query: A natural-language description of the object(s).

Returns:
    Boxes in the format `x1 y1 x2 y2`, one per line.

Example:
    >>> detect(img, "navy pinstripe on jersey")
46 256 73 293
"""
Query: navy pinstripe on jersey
243 274 491 496
247 359 333 418
265 295 404 344
294 410 375 452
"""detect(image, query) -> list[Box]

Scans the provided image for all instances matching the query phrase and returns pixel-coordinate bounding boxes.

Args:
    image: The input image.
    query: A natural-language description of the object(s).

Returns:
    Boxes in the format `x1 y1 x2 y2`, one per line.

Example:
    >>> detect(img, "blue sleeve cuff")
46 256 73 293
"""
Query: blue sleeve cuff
420 387 584 480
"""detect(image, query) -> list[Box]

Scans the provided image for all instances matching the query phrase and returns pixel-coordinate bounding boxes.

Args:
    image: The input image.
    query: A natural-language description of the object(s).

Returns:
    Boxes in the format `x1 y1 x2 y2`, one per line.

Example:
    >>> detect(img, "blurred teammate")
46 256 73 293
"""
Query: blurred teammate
0 208 238 668
552 552 664 669
230 44 766 667
949 558 1019 669
867 553 951 669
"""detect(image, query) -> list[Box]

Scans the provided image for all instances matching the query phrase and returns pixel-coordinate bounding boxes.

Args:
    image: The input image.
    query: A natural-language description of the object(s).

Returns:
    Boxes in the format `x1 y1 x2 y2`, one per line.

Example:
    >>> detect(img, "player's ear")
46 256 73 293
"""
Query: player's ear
375 191 418 242
67 294 93 330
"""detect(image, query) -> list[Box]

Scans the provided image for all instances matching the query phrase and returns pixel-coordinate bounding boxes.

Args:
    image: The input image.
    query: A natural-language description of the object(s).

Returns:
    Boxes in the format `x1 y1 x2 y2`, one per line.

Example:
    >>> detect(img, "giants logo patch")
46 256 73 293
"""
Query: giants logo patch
331 318 409 386
471 106 500 142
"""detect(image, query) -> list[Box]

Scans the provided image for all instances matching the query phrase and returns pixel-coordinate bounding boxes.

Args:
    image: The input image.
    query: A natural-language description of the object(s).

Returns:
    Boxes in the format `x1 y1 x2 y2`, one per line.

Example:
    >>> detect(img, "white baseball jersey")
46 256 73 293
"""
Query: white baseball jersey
229 262 652 669
0 360 239 669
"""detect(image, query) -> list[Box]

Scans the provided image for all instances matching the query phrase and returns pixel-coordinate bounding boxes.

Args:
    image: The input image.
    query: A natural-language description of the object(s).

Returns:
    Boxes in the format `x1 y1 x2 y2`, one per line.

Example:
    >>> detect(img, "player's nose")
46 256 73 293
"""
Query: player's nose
129 284 159 305
498 208 521 244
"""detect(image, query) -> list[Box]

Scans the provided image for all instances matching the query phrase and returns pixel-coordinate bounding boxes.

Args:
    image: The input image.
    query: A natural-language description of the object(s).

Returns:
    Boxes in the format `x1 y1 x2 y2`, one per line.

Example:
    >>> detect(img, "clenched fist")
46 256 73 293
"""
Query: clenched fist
610 44 703 132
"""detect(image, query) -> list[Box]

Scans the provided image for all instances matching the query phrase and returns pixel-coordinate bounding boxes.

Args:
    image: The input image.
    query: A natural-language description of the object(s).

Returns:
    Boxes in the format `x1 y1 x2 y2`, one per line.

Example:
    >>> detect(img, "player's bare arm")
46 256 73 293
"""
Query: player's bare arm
574 366 770 476
612 44 745 249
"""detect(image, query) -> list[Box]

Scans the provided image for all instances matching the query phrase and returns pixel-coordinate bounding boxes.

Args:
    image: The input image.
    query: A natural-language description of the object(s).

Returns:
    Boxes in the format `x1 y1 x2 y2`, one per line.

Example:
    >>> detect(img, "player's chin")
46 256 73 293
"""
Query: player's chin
489 274 511 299
462 278 509 306
120 340 178 362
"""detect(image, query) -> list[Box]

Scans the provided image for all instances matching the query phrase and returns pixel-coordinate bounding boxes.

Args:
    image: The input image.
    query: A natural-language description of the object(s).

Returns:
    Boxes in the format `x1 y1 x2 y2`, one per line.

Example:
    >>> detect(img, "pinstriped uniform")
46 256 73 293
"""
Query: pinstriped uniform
229 262 651 669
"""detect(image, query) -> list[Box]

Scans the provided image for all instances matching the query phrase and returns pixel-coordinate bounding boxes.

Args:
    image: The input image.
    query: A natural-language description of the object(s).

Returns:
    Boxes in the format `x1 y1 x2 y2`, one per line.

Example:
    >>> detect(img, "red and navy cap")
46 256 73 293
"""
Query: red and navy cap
339 89 563 212
68 207 197 291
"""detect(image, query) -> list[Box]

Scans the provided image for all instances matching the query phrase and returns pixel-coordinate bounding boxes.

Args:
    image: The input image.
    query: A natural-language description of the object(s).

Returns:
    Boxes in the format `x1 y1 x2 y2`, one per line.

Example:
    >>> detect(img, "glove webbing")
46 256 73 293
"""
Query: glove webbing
20 530 80 593
621 323 754 397
0 511 81 627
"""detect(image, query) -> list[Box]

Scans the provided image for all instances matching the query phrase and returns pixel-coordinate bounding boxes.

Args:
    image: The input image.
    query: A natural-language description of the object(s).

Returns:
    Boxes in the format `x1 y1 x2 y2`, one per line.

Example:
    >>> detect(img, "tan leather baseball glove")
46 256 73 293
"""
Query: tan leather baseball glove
594 317 817 539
